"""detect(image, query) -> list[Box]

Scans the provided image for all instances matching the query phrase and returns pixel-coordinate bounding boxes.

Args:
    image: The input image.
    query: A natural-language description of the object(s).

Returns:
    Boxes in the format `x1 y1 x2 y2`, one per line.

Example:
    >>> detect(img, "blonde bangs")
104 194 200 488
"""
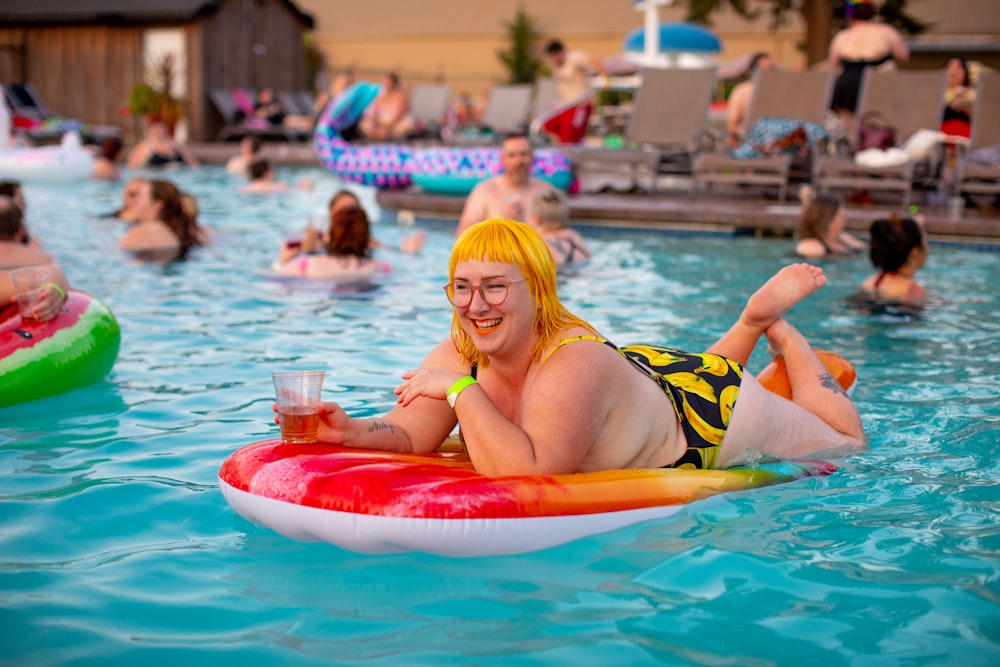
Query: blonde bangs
449 219 595 368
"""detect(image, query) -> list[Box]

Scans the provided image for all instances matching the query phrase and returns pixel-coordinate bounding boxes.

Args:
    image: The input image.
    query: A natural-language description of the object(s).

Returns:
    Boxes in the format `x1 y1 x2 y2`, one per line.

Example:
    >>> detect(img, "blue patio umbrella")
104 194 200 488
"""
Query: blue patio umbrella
624 22 722 54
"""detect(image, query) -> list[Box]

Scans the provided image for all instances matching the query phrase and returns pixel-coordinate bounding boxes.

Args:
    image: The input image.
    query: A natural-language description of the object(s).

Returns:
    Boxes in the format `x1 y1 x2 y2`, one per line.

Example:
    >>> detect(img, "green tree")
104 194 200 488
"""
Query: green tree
497 6 542 84
685 0 929 66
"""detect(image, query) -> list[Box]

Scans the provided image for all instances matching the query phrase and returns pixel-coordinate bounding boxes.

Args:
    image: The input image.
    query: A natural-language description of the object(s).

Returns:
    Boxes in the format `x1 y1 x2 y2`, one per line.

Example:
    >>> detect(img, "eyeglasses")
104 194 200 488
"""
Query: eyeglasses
443 278 527 308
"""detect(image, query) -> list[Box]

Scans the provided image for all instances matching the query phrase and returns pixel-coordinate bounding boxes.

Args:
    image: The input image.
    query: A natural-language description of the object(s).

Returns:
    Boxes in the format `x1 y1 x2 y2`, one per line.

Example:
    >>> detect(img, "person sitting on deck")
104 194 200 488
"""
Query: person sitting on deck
357 72 415 141
726 52 776 149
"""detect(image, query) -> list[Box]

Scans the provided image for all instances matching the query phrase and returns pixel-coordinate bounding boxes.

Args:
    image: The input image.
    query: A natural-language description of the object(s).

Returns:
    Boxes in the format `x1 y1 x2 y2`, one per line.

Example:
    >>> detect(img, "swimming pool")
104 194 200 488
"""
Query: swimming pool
2 166 998 666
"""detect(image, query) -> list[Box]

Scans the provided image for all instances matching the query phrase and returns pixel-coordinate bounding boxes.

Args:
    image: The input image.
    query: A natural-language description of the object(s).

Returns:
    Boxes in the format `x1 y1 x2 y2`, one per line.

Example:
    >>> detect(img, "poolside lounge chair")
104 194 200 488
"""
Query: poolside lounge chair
407 83 452 141
570 67 716 193
529 77 559 129
448 84 534 145
692 68 835 202
2 81 121 146
297 91 317 117
208 88 307 142
955 69 1000 202
812 69 948 207
277 90 312 118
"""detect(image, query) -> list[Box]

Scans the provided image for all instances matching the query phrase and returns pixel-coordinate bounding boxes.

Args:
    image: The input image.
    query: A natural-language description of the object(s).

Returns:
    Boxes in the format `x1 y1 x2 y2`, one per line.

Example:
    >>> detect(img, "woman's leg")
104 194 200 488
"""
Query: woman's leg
708 263 827 365
765 318 864 441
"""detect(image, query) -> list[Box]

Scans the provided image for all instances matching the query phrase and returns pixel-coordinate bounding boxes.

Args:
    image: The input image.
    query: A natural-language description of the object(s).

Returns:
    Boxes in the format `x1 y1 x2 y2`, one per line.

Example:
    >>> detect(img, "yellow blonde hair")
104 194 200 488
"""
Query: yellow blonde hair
448 218 595 368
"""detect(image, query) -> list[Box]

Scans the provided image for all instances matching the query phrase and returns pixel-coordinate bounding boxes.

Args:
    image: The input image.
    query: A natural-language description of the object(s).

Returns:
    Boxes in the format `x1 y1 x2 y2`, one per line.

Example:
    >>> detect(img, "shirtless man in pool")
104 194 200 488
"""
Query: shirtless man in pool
456 134 551 236
304 219 865 476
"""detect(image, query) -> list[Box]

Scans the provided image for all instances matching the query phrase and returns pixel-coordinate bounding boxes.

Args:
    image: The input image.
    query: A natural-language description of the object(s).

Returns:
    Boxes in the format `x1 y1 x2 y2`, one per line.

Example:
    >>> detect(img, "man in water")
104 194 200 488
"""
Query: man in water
456 133 552 236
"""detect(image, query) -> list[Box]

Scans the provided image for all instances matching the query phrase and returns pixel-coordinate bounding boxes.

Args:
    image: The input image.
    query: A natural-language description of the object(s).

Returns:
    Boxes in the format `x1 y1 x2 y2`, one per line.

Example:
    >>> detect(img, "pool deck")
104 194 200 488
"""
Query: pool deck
189 142 1000 246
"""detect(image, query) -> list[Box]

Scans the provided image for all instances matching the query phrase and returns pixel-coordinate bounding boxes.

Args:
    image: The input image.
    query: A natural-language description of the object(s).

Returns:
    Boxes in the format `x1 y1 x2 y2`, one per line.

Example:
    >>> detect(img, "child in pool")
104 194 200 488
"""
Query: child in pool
860 214 928 304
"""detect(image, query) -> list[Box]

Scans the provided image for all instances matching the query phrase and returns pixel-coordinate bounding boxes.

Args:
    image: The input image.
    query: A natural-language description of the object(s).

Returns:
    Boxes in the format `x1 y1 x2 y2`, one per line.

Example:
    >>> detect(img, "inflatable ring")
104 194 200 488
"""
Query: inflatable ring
326 81 381 134
220 351 855 556
410 146 575 196
0 132 94 182
313 82 416 189
0 290 121 407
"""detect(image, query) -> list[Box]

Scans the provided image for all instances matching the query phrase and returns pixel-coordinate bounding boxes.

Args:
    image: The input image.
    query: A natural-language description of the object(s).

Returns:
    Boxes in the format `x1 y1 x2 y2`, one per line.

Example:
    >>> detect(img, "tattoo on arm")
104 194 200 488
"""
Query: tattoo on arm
819 371 847 397
367 421 396 435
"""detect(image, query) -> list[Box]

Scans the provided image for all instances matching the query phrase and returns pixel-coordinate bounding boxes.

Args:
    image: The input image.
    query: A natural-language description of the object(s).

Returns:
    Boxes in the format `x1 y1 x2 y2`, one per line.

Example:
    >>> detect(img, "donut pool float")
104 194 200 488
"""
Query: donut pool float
313 82 574 194
220 352 855 556
313 81 415 189
0 290 121 407
410 146 574 196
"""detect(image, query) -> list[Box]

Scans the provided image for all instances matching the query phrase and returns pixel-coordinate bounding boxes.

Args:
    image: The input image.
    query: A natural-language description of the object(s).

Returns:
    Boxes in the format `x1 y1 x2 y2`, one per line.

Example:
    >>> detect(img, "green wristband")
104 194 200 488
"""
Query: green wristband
46 282 67 300
446 376 478 408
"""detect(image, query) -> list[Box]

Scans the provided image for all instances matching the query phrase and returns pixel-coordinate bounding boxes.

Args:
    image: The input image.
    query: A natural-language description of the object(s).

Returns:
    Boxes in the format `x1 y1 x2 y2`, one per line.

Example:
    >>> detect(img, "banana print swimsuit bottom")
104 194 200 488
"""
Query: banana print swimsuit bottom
548 336 744 469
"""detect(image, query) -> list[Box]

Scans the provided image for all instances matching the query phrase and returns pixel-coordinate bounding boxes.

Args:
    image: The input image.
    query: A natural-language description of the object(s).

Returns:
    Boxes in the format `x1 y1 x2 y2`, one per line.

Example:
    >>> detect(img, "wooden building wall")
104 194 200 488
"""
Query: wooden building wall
0 0 311 144
197 0 310 141
0 25 147 141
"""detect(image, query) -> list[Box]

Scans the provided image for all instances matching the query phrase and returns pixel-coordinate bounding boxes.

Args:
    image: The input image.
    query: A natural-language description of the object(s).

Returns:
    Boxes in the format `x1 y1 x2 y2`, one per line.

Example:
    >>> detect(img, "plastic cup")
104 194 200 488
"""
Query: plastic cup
272 370 325 443
10 266 49 322
947 196 963 221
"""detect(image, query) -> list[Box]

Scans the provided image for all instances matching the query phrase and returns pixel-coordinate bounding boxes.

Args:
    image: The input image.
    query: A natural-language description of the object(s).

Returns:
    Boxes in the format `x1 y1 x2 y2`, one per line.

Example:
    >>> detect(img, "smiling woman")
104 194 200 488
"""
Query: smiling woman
280 218 864 478
118 178 209 260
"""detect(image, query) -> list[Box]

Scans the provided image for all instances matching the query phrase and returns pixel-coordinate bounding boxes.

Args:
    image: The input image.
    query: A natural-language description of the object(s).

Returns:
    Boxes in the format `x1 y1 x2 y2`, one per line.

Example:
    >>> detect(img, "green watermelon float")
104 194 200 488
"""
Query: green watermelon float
0 290 120 407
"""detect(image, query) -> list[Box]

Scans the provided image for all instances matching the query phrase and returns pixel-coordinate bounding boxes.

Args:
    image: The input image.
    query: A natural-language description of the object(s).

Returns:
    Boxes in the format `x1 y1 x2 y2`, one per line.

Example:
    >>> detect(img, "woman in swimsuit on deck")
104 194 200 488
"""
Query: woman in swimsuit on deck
285 218 864 476
828 0 909 137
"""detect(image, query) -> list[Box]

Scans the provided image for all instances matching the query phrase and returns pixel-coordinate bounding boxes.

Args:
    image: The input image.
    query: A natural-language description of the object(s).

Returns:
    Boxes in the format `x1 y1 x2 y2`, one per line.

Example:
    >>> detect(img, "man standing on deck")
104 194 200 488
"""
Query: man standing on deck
456 133 552 236
540 39 606 145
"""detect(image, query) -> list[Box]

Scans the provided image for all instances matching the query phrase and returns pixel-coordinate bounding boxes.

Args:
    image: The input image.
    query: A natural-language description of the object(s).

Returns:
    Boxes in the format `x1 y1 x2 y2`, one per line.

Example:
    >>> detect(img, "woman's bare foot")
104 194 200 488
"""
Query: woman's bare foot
741 263 826 332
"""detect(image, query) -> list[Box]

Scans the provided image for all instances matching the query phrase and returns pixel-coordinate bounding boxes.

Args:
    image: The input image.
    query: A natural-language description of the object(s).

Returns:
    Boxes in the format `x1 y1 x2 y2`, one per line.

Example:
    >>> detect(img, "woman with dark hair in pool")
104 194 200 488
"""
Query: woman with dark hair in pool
92 136 125 181
794 188 866 258
119 179 209 261
860 214 928 304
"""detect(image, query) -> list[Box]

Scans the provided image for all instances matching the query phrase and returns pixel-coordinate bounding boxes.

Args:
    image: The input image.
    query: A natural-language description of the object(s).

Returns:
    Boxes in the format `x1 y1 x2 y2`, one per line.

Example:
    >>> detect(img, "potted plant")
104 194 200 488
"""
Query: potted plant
127 52 185 133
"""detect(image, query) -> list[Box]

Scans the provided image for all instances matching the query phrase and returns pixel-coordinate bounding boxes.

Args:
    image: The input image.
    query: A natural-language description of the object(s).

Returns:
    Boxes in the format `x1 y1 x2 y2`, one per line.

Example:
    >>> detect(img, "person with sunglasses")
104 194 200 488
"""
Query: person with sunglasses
286 218 864 476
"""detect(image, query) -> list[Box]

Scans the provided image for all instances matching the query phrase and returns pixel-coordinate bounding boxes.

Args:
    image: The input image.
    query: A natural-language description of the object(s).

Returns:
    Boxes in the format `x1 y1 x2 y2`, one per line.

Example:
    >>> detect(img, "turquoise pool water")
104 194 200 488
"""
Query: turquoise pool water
2 166 998 666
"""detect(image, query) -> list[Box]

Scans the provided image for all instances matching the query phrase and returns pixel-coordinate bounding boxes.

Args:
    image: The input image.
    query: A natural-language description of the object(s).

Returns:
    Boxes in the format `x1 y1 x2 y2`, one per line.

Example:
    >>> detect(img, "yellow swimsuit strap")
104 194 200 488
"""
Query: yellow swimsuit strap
541 335 609 363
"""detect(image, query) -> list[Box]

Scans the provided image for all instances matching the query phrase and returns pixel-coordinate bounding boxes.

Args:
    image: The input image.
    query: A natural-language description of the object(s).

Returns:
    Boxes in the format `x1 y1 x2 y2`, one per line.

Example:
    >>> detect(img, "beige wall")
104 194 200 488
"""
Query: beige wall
295 0 1000 98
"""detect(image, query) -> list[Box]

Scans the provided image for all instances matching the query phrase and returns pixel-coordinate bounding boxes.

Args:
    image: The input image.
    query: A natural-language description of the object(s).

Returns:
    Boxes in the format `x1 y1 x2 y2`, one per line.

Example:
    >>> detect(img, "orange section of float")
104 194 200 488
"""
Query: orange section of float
756 349 857 399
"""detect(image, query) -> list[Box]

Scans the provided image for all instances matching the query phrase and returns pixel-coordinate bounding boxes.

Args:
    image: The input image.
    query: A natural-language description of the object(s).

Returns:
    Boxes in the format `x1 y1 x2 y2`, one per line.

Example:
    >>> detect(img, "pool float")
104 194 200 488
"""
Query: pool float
0 290 121 408
220 351 855 556
313 81 415 189
410 146 575 196
325 81 382 134
0 131 94 181
313 82 574 194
